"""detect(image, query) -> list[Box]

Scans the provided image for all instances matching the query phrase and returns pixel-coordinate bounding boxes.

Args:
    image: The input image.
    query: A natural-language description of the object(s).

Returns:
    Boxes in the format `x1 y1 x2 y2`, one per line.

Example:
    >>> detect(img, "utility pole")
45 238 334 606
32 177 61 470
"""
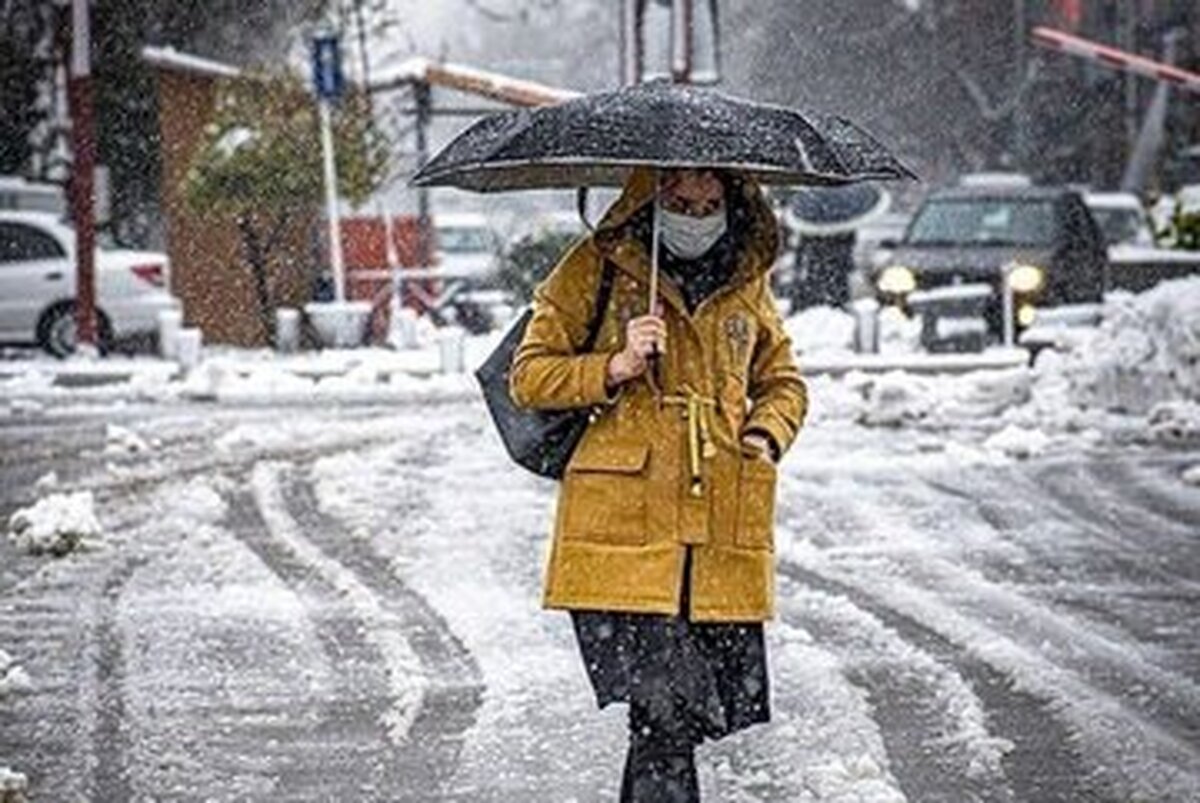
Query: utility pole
1011 0 1028 167
67 0 98 354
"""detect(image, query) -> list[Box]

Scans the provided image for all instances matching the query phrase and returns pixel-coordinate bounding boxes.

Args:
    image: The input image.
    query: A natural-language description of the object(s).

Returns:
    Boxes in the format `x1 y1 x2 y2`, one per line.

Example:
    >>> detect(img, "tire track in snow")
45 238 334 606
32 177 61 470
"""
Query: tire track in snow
0 550 146 800
224 478 419 799
775 559 1105 803
778 457 1200 801
88 554 146 802
918 467 1200 748
277 464 484 798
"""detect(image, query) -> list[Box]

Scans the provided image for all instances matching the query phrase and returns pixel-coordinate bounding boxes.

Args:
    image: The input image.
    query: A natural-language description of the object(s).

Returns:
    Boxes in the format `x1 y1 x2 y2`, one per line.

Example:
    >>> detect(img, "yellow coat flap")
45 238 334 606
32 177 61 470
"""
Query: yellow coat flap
568 442 650 474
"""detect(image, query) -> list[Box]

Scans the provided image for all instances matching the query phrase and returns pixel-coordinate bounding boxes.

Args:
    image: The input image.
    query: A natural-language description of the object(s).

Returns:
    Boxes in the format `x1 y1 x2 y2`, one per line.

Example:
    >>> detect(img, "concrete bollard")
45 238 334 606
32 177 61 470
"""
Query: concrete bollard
275 308 301 353
175 328 203 370
391 305 420 350
437 326 465 374
852 297 880 354
157 309 183 359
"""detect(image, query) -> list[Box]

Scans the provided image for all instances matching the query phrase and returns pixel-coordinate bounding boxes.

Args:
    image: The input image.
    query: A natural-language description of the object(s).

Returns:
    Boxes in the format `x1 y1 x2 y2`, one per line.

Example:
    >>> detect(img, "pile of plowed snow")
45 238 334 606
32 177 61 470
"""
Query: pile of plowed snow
1040 277 1200 415
801 277 1200 446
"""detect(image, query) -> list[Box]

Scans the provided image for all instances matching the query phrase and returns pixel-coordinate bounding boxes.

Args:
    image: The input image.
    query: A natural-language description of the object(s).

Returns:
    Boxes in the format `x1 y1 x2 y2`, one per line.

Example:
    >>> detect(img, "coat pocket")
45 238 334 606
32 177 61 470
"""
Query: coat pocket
736 456 777 550
561 442 650 545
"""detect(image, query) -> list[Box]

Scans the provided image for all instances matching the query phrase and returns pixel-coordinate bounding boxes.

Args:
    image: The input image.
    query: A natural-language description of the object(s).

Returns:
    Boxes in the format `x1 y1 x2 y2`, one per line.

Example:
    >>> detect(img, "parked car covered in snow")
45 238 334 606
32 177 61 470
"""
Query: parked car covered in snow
0 211 179 356
872 185 1107 351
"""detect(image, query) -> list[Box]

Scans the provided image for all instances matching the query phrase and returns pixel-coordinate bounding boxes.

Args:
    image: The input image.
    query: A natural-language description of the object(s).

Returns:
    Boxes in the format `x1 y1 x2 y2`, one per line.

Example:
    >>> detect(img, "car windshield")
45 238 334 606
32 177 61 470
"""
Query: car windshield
906 198 1057 246
437 226 493 254
1090 208 1150 246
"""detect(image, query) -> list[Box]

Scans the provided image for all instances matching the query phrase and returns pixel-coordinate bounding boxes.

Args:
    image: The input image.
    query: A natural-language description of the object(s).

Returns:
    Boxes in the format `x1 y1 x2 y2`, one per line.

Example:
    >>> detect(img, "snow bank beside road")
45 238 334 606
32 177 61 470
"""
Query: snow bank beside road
786 306 856 355
803 277 1200 447
807 368 1032 429
1036 277 1200 415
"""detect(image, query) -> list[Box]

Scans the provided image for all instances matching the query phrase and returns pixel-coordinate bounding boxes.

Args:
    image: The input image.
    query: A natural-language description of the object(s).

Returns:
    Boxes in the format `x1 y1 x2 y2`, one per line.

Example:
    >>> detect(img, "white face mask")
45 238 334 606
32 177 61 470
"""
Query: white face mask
658 204 728 260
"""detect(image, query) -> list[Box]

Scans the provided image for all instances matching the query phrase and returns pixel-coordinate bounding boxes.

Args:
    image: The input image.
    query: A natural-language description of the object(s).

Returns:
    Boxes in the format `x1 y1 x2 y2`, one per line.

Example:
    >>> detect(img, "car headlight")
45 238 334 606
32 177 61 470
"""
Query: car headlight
1017 304 1037 327
1007 263 1044 294
877 266 916 295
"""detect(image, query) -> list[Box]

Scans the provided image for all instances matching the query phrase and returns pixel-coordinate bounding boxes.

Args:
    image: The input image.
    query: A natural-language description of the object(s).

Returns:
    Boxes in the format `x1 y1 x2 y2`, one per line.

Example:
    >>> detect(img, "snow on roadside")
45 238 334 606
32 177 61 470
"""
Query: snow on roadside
803 277 1200 448
6 492 104 556
818 367 1032 431
1182 464 1200 486
785 306 857 355
1051 279 1200 415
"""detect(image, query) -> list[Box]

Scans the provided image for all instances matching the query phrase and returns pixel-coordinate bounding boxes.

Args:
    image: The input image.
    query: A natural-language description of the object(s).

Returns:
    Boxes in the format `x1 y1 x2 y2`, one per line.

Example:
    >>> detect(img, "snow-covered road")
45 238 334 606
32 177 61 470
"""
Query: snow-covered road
1 398 1198 801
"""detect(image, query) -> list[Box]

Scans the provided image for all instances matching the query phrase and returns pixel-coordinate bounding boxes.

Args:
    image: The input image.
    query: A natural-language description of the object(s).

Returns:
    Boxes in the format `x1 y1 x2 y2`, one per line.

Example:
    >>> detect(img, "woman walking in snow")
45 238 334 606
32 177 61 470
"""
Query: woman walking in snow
510 166 807 801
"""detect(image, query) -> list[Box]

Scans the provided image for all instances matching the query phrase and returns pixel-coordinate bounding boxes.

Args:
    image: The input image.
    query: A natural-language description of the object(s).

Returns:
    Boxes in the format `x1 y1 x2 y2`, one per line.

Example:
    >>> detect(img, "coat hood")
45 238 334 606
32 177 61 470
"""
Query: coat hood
592 167 781 286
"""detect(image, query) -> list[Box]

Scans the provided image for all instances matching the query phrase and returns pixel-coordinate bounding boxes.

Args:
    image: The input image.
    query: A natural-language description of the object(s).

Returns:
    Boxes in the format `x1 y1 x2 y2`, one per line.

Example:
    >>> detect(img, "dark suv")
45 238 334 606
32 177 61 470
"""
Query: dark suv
873 186 1107 350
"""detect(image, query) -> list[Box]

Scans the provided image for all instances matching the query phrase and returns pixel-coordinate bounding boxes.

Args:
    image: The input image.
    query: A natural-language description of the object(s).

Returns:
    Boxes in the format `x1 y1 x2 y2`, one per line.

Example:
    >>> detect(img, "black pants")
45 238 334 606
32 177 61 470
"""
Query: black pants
620 696 701 802
616 587 704 803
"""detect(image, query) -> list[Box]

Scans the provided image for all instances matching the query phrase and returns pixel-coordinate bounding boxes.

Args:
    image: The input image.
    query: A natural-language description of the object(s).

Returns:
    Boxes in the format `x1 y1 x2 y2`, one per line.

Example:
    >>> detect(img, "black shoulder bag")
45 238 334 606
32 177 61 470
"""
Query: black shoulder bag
474 260 617 479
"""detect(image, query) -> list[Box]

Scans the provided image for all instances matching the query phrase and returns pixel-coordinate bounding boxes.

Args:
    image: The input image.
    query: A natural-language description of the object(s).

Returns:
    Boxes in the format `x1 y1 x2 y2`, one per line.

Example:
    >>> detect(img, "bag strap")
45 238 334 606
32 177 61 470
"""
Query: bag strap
580 259 617 353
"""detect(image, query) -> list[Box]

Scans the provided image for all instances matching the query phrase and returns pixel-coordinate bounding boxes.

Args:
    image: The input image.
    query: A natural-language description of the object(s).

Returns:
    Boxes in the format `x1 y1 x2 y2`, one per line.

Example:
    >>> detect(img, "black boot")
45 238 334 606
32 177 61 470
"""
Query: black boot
619 743 699 803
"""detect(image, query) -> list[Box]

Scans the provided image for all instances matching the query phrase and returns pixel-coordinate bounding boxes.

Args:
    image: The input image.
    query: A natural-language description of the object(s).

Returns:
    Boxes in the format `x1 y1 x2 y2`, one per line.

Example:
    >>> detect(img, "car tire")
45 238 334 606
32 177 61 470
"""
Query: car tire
36 302 112 359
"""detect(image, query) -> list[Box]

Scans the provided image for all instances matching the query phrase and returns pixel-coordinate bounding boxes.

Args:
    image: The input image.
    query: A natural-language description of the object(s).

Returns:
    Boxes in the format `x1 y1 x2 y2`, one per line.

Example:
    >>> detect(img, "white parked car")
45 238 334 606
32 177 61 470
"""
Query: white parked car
433 212 500 279
0 211 179 356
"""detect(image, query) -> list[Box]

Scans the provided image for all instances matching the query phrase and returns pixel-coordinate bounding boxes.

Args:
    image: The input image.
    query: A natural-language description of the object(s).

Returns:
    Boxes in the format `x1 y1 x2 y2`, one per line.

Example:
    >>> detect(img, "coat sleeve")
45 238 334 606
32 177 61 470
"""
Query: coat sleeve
509 240 619 410
742 278 807 458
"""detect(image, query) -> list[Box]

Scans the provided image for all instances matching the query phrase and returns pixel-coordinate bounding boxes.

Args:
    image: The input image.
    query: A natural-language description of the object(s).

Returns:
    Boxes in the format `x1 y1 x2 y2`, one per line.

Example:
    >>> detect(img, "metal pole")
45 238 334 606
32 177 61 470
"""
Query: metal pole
1002 264 1015 348
319 99 347 301
68 0 97 352
414 82 432 269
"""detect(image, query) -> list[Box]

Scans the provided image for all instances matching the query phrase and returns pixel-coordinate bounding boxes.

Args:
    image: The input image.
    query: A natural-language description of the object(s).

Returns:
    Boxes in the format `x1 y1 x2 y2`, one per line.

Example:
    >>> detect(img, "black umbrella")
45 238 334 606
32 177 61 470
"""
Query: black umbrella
411 81 915 192
786 183 891 236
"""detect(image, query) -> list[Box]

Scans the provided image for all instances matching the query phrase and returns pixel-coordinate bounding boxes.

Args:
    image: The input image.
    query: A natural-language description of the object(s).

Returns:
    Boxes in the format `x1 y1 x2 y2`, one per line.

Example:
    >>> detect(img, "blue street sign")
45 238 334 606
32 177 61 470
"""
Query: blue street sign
311 33 344 101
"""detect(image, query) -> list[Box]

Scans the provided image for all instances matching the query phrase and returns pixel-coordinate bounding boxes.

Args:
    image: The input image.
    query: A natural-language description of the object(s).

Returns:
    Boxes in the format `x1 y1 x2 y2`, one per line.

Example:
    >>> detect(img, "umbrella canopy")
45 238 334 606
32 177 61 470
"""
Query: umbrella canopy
786 183 892 236
411 81 915 192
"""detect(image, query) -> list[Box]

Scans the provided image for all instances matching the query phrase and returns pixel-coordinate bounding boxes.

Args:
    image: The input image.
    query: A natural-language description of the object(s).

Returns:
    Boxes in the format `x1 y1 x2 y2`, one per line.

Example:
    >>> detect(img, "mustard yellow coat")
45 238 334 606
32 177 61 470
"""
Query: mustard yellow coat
510 169 807 622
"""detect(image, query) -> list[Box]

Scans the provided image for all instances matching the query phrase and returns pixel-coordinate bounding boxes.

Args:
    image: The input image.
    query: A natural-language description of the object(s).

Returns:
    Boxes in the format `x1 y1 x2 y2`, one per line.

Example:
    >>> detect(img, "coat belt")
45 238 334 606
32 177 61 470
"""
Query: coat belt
660 388 718 497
